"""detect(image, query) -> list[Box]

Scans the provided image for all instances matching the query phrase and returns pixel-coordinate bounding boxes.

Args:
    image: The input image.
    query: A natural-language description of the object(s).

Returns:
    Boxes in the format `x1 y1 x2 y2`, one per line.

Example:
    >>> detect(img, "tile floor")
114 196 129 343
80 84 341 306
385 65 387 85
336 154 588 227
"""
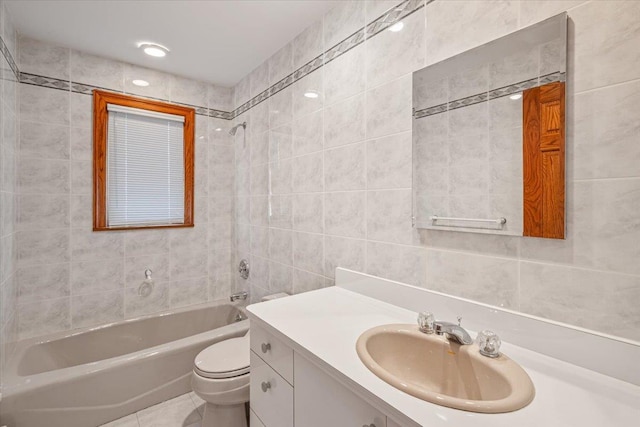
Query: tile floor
100 392 206 427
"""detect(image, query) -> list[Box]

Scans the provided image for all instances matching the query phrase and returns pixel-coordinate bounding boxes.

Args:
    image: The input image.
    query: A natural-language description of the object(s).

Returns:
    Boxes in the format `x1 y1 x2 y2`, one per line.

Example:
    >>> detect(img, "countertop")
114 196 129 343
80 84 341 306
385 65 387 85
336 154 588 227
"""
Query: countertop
247 286 640 427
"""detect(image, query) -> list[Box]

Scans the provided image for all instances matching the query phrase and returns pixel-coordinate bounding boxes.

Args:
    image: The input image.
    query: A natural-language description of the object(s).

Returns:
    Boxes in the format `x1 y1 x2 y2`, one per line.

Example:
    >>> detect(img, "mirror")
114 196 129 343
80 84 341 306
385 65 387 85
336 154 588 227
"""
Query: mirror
412 14 567 238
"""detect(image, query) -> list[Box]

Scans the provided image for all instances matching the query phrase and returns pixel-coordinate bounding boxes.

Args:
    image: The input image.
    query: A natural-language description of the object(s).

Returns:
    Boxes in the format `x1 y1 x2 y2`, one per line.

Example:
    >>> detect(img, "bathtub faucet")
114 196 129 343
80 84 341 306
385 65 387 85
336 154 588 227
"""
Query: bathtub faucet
230 291 248 302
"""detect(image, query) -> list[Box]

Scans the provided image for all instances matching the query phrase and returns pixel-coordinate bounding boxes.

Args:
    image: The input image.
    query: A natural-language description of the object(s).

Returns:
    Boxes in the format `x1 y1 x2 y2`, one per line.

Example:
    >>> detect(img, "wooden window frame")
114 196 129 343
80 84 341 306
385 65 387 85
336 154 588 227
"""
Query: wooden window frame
93 90 195 231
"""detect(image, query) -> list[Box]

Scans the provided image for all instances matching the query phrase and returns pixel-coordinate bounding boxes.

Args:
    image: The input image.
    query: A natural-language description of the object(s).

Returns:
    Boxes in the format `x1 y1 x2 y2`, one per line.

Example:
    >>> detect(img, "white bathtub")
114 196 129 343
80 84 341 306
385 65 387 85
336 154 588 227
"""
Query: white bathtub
0 300 248 427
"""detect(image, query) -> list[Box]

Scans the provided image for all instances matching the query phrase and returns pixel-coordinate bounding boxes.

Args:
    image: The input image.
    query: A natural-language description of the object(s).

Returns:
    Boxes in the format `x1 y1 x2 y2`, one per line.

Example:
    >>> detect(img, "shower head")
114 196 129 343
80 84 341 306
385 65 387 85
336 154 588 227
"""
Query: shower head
229 122 247 136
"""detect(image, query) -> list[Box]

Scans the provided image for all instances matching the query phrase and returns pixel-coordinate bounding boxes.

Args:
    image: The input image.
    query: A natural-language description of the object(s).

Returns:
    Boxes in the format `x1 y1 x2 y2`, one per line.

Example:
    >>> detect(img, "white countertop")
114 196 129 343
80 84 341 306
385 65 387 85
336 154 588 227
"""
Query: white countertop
247 286 640 427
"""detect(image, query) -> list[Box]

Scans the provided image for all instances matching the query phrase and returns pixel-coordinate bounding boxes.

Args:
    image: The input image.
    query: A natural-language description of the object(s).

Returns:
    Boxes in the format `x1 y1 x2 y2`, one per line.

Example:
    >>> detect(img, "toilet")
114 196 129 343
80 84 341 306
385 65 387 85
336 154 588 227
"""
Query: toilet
191 331 250 427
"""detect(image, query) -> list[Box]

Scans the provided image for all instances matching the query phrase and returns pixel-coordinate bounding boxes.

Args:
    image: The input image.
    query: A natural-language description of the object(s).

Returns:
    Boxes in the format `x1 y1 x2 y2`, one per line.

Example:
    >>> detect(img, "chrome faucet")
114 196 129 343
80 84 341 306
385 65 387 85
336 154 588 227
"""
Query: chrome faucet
230 291 248 302
417 312 474 345
434 320 474 345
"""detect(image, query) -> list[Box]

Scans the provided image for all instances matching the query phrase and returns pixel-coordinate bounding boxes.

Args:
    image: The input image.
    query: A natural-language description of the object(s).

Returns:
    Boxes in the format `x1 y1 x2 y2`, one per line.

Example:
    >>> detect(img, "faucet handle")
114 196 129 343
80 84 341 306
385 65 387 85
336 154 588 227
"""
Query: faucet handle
417 312 435 334
476 330 501 358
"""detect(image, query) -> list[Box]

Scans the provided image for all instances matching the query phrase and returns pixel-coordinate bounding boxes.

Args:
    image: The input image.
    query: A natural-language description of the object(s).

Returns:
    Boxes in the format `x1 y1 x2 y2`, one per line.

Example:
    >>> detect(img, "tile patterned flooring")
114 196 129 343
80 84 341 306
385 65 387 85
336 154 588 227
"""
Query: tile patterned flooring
100 392 206 427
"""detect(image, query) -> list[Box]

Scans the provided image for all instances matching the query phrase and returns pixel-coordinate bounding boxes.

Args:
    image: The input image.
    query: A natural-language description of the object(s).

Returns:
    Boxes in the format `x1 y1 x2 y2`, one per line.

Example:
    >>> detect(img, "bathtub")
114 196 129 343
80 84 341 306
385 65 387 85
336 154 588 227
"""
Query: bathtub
0 300 248 427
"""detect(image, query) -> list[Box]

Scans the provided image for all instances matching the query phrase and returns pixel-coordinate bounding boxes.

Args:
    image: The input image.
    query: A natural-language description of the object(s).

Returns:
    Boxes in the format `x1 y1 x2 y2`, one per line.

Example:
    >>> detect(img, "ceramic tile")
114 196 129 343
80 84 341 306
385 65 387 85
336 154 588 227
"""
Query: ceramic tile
292 152 323 193
269 195 292 229
324 235 365 279
17 229 70 267
571 0 640 92
124 64 173 100
69 127 91 160
269 261 293 294
293 193 324 233
251 225 269 257
71 228 124 262
136 394 201 427
124 282 169 319
323 94 365 149
425 249 518 309
365 75 412 139
324 191 366 239
69 257 123 295
125 253 171 288
269 125 293 161
72 290 124 328
324 45 365 105
249 61 270 98
268 43 293 85
293 109 323 156
269 228 293 265
293 232 324 275
19 35 70 80
17 263 70 304
292 70 324 118
520 262 640 341
19 121 69 160
425 0 518 66
324 143 365 191
293 19 323 69
269 87 293 129
292 268 326 294
366 131 412 189
16 194 70 231
70 50 124 91
250 196 269 226
367 189 416 245
17 297 70 340
366 241 426 287
324 0 365 48
573 80 640 179
365 9 425 89
170 277 208 308
20 84 69 126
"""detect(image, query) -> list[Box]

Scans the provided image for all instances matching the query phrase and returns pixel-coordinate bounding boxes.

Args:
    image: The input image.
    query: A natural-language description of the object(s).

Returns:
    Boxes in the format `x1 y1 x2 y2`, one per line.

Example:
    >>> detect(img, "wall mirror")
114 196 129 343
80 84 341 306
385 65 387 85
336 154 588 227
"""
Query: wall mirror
412 14 567 238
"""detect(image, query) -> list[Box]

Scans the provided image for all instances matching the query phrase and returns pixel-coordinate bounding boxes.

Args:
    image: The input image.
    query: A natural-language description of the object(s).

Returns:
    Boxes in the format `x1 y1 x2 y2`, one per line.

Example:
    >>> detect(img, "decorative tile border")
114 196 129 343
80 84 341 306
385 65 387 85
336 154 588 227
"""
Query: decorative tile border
229 0 430 119
16 0 429 121
0 33 19 80
414 72 566 119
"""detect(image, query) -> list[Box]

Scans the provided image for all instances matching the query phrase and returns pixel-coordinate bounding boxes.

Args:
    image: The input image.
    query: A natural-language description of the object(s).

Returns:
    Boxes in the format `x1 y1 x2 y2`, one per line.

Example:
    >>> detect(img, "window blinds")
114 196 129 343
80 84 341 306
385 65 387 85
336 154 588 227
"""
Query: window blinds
107 104 185 227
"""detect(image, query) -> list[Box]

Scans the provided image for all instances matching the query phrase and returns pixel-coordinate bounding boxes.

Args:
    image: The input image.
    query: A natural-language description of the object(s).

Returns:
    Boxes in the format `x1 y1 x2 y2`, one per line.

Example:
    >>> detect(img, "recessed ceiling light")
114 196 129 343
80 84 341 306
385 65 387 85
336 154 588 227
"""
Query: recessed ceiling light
509 93 523 100
139 43 169 58
132 79 149 87
388 22 404 32
215 128 222 132
304 91 319 99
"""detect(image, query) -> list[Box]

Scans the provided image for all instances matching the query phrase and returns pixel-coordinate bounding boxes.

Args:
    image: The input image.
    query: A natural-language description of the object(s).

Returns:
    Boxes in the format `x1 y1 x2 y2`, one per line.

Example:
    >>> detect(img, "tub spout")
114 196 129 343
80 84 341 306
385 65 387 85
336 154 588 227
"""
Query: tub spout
230 291 248 302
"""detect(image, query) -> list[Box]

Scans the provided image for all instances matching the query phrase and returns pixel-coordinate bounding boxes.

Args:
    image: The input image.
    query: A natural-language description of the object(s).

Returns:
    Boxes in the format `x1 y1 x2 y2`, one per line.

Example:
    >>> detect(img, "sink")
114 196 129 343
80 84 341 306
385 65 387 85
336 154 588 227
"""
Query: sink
356 324 535 413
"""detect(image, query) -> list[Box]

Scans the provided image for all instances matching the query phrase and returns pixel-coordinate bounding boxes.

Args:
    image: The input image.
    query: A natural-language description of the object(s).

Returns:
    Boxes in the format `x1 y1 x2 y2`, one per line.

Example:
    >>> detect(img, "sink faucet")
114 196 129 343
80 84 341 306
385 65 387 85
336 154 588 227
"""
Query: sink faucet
417 312 474 345
434 320 474 345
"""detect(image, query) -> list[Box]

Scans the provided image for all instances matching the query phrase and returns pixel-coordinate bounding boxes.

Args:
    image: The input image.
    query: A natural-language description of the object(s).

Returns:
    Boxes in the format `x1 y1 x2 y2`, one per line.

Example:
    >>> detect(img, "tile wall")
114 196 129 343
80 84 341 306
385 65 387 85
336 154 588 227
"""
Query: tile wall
230 0 640 342
0 0 18 395
14 37 236 340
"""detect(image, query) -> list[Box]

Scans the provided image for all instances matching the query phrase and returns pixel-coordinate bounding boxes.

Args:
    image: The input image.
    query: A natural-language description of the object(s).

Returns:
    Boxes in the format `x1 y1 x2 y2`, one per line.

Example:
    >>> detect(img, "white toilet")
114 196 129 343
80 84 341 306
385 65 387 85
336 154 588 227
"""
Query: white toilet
191 331 250 427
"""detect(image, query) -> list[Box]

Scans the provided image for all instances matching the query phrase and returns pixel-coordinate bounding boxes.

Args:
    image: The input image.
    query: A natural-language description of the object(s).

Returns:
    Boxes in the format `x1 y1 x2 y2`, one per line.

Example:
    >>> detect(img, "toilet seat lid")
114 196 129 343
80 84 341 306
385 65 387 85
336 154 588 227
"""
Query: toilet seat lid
194 333 249 379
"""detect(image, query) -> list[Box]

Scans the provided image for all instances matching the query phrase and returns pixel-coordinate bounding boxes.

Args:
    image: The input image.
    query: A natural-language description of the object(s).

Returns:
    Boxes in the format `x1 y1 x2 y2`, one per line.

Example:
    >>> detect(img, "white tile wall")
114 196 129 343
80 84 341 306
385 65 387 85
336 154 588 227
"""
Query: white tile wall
232 0 640 343
14 36 236 340
0 0 19 396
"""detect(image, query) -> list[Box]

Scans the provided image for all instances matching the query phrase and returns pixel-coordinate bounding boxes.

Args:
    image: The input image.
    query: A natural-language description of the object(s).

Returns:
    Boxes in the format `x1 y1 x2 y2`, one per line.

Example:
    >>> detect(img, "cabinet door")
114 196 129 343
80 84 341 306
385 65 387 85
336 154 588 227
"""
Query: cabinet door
250 351 293 427
294 353 386 427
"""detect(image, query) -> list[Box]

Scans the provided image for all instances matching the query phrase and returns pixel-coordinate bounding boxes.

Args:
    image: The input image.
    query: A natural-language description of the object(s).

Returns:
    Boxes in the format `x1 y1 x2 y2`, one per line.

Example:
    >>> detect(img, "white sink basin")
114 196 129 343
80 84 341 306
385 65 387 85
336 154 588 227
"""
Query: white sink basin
356 324 535 413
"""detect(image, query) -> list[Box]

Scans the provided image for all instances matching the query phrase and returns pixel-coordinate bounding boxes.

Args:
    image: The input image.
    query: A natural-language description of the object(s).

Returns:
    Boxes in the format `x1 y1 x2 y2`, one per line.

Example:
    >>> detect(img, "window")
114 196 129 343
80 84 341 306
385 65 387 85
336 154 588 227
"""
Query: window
93 90 194 230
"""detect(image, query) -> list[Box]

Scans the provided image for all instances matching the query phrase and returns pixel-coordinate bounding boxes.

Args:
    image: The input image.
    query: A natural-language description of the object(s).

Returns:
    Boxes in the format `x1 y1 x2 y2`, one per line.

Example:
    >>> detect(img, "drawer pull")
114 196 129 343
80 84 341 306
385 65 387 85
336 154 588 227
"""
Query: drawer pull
261 342 271 353
261 381 271 392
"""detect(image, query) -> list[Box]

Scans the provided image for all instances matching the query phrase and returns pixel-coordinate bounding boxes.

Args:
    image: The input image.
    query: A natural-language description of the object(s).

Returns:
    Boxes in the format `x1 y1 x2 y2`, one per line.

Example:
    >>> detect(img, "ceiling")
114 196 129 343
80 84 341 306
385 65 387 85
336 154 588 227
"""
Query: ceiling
7 0 339 87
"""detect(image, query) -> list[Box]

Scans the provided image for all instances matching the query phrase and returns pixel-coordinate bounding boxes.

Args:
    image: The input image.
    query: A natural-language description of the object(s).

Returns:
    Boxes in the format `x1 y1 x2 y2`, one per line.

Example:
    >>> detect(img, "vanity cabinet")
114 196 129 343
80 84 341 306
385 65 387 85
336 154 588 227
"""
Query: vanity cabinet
250 323 391 427
294 352 387 427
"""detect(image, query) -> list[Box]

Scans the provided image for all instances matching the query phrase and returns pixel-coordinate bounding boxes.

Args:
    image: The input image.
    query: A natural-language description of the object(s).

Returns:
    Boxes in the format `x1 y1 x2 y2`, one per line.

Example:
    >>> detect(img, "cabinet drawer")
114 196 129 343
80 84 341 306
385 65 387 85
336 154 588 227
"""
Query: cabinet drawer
294 352 386 427
250 323 293 384
250 409 266 427
250 351 293 427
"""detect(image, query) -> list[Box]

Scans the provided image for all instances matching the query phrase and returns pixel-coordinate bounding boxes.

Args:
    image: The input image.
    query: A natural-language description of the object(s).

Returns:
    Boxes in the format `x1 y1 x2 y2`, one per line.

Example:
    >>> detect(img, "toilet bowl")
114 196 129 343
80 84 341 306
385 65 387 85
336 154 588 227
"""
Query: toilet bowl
191 332 250 427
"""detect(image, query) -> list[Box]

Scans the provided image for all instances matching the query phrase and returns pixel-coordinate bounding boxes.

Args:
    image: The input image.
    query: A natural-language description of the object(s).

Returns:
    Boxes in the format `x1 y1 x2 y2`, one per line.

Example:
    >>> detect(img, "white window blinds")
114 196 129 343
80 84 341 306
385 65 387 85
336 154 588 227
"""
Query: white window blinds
107 104 185 227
